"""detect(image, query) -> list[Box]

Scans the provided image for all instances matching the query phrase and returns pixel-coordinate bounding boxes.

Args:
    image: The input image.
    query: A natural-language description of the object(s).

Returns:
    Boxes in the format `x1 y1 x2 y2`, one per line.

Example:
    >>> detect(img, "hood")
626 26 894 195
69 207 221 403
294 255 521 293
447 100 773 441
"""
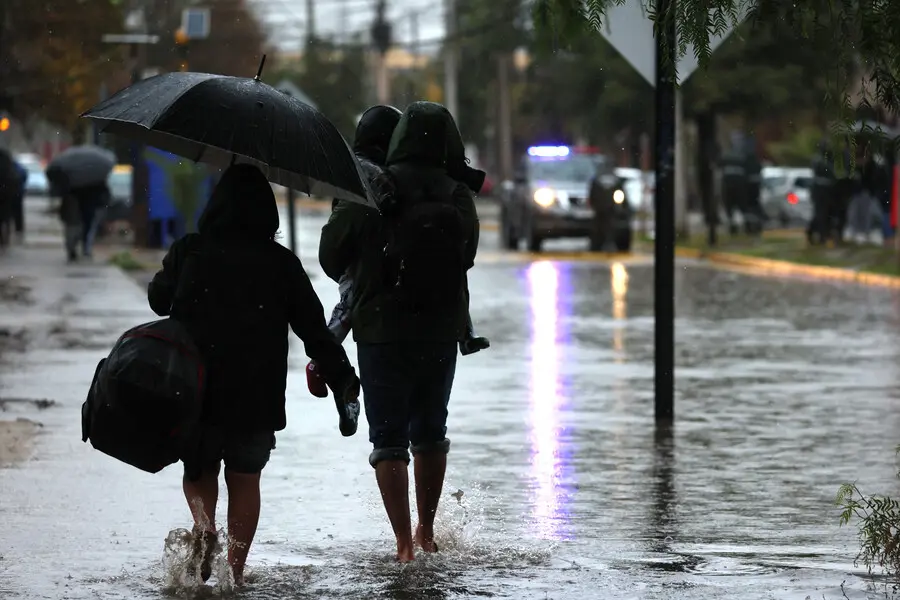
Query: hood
197 164 279 240
353 105 402 166
386 101 486 193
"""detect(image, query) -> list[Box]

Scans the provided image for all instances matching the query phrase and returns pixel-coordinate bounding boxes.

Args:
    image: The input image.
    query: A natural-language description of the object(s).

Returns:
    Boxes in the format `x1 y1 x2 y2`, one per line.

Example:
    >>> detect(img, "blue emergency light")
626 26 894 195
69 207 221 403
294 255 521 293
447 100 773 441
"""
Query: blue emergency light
527 145 570 158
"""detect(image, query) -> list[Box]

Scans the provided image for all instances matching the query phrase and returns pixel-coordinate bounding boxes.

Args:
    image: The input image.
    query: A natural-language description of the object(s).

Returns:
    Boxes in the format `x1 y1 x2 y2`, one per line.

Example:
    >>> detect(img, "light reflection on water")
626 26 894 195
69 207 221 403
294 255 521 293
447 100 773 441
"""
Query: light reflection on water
611 261 629 360
526 261 574 541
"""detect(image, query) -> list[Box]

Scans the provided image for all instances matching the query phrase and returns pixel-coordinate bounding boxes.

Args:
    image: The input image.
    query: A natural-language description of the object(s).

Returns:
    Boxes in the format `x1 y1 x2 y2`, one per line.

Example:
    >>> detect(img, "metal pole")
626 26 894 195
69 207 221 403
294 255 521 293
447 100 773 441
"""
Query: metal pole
280 88 298 255
496 54 514 183
654 0 676 422
306 0 316 40
443 0 459 122
286 188 297 254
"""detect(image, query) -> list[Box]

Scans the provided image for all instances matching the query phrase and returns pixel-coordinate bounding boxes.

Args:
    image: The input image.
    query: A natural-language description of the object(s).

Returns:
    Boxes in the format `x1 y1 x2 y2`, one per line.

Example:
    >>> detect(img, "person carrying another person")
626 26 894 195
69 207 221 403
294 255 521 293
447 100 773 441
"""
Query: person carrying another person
318 101 480 562
307 104 489 405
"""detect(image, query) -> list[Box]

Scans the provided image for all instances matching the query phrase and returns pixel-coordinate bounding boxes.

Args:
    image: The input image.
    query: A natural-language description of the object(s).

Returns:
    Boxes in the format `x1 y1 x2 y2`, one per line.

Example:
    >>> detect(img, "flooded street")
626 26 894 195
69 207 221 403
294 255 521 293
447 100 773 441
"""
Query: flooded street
2 205 900 599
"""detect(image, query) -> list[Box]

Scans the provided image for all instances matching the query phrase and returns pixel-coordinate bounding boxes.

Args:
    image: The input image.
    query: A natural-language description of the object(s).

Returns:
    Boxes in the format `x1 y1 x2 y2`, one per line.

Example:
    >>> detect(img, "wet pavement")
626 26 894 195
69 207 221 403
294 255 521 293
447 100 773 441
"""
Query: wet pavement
2 199 900 599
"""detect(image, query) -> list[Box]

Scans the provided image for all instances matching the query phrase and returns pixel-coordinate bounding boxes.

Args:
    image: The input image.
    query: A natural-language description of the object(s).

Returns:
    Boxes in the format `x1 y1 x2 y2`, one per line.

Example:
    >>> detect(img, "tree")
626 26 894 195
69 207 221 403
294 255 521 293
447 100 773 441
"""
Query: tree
266 37 369 141
146 0 267 78
453 0 531 149
523 26 654 150
2 0 126 133
533 0 900 125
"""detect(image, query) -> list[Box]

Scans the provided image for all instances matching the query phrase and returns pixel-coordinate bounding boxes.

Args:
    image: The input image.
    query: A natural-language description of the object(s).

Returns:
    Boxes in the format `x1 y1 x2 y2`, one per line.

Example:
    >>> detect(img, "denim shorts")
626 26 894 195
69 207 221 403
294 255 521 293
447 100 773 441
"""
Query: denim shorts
183 428 276 480
357 342 458 468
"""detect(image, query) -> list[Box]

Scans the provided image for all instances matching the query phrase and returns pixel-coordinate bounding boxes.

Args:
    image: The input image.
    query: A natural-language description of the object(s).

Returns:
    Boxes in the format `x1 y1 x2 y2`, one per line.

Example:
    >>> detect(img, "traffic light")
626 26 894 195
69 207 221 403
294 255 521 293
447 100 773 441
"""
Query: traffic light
0 116 10 132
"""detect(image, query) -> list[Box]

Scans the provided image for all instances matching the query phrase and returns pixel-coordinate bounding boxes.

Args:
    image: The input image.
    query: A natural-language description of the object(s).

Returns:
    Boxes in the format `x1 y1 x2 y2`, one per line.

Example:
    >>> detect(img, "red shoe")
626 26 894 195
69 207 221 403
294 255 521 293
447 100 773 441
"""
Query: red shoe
306 362 328 398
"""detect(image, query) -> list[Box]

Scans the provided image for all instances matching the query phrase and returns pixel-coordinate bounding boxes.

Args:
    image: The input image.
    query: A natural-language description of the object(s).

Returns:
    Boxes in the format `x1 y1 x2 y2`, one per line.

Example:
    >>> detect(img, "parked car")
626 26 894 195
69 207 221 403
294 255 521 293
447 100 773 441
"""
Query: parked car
760 167 814 227
103 165 132 223
14 153 49 196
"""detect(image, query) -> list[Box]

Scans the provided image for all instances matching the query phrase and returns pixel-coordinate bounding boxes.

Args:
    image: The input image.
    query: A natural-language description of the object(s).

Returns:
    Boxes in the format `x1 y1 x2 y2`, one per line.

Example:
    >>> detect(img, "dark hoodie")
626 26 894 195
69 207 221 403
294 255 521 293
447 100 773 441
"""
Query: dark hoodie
149 164 355 432
319 101 478 343
344 104 402 214
386 101 485 194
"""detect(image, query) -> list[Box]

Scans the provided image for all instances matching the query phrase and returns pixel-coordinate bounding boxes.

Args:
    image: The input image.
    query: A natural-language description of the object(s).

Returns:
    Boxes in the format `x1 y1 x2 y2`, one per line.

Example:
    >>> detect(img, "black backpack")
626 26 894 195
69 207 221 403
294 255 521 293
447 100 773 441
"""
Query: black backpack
81 318 205 474
382 171 468 311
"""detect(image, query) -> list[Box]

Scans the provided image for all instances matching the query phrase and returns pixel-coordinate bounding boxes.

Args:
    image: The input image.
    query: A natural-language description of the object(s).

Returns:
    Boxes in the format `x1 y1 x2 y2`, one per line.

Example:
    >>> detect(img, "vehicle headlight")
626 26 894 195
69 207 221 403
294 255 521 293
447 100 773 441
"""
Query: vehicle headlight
613 189 625 204
533 187 556 208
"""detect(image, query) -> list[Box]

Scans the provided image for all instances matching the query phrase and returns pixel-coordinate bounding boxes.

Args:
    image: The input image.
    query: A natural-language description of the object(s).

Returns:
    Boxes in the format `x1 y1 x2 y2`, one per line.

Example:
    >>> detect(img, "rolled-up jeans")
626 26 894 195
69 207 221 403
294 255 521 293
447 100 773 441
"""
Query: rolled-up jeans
357 341 457 468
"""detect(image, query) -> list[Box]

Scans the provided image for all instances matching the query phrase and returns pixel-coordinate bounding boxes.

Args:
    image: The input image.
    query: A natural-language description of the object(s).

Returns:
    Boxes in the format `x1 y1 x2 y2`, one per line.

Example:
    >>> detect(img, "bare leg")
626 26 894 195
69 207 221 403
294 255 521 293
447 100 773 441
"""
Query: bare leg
375 460 415 562
183 469 220 582
224 470 262 586
413 453 447 553
184 470 219 532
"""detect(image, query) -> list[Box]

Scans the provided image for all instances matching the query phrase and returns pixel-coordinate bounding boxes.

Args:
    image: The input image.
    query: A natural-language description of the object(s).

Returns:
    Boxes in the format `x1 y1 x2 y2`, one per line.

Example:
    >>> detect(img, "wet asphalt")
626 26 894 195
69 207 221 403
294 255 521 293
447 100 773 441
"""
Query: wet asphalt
1 200 899 599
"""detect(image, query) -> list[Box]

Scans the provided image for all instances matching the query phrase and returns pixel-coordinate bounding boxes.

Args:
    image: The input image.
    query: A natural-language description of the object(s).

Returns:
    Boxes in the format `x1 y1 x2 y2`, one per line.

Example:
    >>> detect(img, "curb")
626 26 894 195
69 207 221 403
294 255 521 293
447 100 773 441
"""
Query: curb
680 247 900 289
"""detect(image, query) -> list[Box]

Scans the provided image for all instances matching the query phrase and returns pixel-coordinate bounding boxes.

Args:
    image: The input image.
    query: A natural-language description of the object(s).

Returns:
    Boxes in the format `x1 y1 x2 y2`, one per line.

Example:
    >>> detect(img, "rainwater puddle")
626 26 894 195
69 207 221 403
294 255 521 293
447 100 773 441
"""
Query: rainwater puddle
4 224 900 599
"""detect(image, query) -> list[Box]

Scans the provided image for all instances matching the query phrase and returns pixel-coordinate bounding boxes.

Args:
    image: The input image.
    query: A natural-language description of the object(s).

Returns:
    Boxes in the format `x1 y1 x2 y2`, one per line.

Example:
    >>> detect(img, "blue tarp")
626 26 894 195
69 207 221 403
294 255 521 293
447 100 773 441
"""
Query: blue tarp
144 147 216 247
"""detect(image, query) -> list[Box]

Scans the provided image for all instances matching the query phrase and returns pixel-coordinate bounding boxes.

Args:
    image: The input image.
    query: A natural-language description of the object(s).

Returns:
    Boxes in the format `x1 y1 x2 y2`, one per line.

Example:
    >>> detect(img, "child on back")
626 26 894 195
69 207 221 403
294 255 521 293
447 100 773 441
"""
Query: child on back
306 170 489 400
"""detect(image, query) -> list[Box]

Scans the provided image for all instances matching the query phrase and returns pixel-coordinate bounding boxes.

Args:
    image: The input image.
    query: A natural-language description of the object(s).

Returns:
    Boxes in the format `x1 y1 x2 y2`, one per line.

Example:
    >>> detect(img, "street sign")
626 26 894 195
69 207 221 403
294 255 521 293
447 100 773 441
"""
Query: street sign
182 8 211 40
596 0 747 86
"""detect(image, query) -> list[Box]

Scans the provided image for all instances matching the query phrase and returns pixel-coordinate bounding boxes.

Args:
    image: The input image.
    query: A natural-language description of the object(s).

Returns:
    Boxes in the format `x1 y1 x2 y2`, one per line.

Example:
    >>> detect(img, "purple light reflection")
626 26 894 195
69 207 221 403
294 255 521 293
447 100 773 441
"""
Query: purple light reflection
526 261 574 541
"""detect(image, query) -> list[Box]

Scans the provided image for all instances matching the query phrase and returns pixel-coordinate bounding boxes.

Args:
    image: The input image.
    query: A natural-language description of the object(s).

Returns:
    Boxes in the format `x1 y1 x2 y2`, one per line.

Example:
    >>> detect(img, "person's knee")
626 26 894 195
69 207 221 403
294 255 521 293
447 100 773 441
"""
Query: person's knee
410 438 451 457
368 446 410 468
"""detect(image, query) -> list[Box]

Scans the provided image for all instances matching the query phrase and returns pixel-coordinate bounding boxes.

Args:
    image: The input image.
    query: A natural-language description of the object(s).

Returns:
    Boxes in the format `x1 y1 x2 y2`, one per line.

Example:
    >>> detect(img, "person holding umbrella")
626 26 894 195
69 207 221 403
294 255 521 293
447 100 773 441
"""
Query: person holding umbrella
81 57 370 586
46 145 116 260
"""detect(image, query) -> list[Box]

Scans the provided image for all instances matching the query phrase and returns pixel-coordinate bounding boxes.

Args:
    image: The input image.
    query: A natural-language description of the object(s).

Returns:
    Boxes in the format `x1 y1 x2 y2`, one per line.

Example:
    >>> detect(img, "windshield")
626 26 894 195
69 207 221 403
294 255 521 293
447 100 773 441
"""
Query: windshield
763 176 788 190
528 155 599 182
794 176 812 189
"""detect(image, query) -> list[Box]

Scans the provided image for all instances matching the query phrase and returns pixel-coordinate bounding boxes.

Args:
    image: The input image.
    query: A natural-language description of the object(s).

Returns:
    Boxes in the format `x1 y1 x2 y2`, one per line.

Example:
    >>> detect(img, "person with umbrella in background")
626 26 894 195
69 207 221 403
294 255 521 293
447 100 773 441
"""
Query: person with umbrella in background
46 145 116 260
81 56 369 586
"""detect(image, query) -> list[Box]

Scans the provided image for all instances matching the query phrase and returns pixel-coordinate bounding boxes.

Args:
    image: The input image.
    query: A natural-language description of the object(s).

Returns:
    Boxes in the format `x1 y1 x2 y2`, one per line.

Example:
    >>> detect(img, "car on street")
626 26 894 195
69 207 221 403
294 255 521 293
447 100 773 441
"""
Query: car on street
760 166 814 227
102 164 133 224
14 152 49 196
499 145 631 252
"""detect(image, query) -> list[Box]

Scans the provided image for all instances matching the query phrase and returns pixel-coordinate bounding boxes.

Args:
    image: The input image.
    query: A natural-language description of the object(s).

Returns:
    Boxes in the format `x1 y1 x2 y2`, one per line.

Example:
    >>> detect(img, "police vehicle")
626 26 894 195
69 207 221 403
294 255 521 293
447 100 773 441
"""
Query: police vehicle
499 145 630 252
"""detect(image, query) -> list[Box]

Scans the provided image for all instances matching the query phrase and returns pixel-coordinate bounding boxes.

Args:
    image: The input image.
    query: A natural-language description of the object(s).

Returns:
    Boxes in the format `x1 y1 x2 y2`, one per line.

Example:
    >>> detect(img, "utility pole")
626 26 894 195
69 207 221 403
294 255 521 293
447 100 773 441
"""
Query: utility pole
443 0 459 124
408 11 420 103
653 0 676 423
496 54 514 183
306 0 316 41
371 0 392 104
287 0 319 256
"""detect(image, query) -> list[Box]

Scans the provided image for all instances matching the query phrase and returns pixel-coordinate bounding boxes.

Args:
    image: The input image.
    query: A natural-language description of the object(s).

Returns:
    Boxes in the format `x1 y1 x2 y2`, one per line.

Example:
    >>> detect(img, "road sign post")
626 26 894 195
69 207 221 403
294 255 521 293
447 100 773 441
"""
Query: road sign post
595 1 745 422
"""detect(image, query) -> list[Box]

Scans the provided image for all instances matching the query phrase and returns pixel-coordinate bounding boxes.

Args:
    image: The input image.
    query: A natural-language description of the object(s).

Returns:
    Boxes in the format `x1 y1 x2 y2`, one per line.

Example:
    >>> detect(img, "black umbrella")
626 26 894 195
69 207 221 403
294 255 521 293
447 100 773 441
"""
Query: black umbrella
46 145 116 189
80 57 372 207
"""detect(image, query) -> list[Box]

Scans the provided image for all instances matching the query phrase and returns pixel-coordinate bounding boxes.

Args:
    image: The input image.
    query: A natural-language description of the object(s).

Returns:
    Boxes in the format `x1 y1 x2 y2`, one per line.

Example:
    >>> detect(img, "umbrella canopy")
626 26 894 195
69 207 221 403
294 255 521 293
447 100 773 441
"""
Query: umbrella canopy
46 145 116 190
80 69 372 207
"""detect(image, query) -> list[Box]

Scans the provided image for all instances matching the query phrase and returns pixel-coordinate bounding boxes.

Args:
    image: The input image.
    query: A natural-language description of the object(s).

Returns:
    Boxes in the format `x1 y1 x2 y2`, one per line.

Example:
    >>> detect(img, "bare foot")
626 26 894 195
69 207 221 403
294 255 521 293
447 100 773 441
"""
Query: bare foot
415 524 438 553
396 543 416 563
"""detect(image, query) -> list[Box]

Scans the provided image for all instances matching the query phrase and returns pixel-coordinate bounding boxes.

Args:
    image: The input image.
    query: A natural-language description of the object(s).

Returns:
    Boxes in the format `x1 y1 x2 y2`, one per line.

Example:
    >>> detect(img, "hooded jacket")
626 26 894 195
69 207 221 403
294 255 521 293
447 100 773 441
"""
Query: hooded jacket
148 164 355 432
319 101 478 343
348 104 402 214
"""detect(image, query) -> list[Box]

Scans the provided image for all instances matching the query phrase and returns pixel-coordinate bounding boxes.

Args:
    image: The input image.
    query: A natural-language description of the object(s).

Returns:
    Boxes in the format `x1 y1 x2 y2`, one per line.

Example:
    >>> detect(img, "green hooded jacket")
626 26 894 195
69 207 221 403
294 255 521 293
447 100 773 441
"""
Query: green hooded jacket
318 101 479 344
